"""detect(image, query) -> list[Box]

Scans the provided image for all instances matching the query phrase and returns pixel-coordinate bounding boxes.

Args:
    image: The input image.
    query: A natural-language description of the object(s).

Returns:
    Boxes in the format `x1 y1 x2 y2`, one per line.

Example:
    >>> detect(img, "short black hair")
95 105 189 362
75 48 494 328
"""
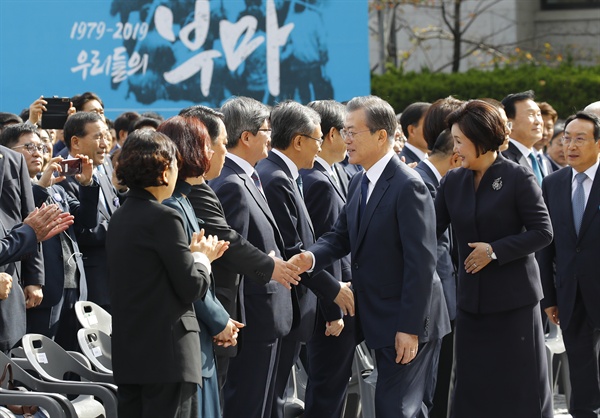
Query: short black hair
307 100 346 138
446 100 506 157
0 123 39 148
114 111 140 135
501 90 535 119
270 101 320 150
0 112 23 131
63 112 104 150
429 129 454 158
129 117 160 134
400 102 431 138
220 96 270 149
116 129 179 189
179 105 224 145
346 95 397 146
71 91 104 112
423 96 464 151
564 111 600 141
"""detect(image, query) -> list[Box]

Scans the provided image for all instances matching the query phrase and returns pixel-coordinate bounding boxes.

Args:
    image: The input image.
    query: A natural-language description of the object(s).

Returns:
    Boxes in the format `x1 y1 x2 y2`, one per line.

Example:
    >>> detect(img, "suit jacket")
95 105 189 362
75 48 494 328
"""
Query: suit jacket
31 183 99 307
398 146 420 164
332 162 350 198
540 167 600 330
300 160 352 320
59 161 119 306
187 182 276 342
435 154 553 315
209 158 293 342
310 155 448 349
0 146 44 351
502 141 530 169
164 181 229 379
545 154 564 173
256 151 342 341
415 161 457 320
106 188 210 385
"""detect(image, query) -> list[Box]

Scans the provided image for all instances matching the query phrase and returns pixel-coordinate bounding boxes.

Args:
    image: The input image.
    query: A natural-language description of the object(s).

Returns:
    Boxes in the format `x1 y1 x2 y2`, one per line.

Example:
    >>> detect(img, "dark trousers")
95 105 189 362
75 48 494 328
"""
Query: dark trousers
374 340 439 418
223 338 280 418
304 314 356 418
562 288 600 418
430 323 455 418
271 338 302 418
118 382 198 418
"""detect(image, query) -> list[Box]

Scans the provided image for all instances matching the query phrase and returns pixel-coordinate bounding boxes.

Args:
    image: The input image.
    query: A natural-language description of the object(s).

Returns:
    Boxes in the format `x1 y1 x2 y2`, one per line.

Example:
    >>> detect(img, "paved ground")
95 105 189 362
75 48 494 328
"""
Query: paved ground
554 394 572 418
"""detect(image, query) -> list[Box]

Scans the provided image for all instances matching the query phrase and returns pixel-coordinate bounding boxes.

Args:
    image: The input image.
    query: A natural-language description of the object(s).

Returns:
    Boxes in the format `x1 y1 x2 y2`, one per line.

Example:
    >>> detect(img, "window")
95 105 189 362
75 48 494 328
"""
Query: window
541 0 600 10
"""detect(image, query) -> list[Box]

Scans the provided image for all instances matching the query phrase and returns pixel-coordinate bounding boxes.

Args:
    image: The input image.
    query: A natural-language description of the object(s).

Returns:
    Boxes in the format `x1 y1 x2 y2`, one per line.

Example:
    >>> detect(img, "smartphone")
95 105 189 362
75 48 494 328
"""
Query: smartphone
41 97 70 129
59 158 82 176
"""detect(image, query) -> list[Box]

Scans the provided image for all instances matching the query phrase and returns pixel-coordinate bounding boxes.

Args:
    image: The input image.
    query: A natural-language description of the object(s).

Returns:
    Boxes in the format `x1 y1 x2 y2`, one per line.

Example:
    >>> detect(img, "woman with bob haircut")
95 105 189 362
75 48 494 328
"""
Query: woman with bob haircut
106 129 228 418
158 115 242 418
434 100 553 417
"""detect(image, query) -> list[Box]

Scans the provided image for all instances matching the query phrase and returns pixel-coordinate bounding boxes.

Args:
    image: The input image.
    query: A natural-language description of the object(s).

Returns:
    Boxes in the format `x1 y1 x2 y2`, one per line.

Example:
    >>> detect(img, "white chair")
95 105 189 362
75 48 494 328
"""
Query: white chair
77 328 113 374
351 342 377 418
74 301 112 336
545 322 572 408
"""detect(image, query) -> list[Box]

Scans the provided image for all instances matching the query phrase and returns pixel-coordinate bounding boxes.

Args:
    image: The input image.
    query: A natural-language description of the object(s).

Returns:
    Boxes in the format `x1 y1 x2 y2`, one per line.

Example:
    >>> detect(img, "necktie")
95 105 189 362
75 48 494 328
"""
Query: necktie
251 170 266 199
572 172 587 236
528 153 544 185
360 174 369 219
295 176 304 199
537 154 547 176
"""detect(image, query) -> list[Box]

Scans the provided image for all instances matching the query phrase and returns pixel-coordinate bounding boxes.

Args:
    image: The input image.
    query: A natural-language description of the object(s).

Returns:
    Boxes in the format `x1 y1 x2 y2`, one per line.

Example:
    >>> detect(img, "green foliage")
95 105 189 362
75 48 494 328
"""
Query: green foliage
371 63 600 118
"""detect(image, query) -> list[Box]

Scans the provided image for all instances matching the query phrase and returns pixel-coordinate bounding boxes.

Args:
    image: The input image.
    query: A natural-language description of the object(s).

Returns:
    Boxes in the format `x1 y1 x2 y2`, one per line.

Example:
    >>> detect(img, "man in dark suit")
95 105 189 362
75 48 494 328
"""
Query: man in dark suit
300 100 356 418
540 111 600 418
180 105 301 403
291 95 450 417
398 102 431 164
208 97 296 418
0 137 73 353
501 90 545 184
59 112 119 312
414 128 460 418
546 125 567 173
1 123 99 351
255 100 354 418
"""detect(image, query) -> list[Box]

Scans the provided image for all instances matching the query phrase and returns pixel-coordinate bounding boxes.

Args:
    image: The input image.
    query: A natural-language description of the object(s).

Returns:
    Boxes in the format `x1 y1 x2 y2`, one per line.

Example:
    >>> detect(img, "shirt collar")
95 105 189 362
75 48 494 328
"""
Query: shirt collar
365 151 396 185
572 161 599 183
509 138 533 157
272 148 300 180
422 159 443 183
404 143 428 161
315 156 333 174
226 153 255 177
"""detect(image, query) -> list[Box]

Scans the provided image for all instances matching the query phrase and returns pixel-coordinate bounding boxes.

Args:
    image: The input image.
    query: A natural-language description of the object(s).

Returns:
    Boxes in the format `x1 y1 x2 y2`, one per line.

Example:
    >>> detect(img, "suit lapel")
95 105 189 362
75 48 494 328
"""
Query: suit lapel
356 161 394 248
315 161 345 203
578 169 600 241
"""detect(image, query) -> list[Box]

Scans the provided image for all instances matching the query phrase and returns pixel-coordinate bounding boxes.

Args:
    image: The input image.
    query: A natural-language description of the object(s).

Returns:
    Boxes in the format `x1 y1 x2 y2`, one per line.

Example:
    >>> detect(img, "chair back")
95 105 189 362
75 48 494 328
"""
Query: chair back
77 329 113 374
74 301 112 336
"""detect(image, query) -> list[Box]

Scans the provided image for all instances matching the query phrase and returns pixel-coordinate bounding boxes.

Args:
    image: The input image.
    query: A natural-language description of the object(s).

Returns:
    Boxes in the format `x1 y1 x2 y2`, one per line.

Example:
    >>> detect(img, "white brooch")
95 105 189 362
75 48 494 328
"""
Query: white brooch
492 177 502 191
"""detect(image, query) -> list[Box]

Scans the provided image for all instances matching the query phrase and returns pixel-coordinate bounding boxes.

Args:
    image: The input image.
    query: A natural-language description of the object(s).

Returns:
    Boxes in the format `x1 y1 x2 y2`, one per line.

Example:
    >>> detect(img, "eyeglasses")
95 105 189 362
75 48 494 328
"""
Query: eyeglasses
12 143 50 154
560 136 591 147
82 132 109 143
340 128 372 141
299 134 323 146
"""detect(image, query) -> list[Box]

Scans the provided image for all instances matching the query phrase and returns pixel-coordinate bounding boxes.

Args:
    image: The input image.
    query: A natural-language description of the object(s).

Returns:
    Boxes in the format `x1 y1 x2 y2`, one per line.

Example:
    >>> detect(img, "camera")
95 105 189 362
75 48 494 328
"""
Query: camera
41 97 70 129
59 158 82 176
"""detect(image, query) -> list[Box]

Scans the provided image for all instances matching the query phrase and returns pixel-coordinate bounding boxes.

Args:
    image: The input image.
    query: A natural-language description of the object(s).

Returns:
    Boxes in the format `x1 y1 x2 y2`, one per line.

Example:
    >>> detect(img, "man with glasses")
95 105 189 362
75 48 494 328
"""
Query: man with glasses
1 123 99 350
0 124 75 354
256 100 354 418
290 95 449 418
540 111 600 418
60 112 119 312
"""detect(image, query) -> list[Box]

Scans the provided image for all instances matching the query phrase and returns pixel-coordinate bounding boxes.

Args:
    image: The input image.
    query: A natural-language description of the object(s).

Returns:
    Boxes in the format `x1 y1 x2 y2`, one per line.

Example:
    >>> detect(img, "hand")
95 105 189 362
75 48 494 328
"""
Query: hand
334 282 355 316
464 242 492 274
213 318 245 347
269 251 300 290
399 155 418 169
0 273 12 300
28 96 46 126
74 154 94 186
24 285 43 309
325 319 344 337
190 229 229 262
395 332 418 364
23 204 75 242
545 306 560 326
288 252 313 273
37 156 66 188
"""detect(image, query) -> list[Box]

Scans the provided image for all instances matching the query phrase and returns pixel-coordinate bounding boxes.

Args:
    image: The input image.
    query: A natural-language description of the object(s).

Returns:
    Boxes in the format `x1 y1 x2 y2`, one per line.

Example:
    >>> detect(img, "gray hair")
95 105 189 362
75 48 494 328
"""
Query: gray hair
270 100 321 150
346 95 397 146
220 96 270 149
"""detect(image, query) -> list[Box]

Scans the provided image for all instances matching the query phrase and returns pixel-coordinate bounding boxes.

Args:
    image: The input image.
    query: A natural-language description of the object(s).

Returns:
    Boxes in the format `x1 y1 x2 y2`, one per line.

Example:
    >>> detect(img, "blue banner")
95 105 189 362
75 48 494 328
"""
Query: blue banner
0 0 369 120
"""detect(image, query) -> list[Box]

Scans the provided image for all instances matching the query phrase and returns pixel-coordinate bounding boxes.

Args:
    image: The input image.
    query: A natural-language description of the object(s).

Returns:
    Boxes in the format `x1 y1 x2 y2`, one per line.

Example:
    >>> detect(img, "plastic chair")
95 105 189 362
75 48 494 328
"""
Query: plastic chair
74 301 112 336
545 322 572 407
0 351 99 418
20 334 118 417
351 342 377 418
77 328 113 374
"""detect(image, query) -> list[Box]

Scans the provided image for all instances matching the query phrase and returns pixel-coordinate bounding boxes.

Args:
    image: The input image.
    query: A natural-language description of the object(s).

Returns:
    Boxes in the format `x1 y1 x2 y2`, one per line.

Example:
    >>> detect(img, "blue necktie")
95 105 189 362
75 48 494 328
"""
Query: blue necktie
360 174 369 219
572 172 587 236
528 153 543 185
295 176 304 199
251 170 265 199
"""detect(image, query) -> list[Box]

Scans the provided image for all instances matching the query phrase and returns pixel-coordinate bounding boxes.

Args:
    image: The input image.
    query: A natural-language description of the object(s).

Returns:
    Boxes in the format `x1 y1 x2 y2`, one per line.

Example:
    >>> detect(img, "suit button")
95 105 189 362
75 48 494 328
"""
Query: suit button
353 263 359 270
576 247 581 253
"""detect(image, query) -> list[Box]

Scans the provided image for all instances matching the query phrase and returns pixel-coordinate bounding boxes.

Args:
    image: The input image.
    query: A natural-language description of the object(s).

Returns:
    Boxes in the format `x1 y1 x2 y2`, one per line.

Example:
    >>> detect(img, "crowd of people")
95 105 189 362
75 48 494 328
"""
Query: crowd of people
0 90 599 418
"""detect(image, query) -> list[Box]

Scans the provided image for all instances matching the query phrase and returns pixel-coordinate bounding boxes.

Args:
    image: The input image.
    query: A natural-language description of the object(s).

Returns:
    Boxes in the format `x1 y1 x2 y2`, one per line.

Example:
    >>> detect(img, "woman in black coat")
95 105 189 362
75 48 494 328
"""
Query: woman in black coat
106 130 227 418
435 100 553 418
